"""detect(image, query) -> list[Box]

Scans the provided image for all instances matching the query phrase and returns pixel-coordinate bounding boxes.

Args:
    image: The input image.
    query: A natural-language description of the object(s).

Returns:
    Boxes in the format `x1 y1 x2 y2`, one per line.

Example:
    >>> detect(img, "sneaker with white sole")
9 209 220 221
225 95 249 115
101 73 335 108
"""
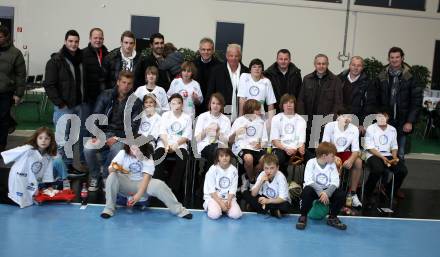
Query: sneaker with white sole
351 194 362 207
88 178 99 192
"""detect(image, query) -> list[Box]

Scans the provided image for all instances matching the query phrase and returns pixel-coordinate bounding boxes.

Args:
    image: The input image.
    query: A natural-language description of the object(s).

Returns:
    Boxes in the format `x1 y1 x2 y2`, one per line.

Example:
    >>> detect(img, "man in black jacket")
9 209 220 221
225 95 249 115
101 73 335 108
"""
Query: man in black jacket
338 56 378 135
44 30 89 175
82 28 108 105
264 49 302 113
297 54 343 149
377 47 423 159
206 43 249 121
194 37 222 114
144 33 172 91
103 31 146 90
0 25 26 152
84 70 142 191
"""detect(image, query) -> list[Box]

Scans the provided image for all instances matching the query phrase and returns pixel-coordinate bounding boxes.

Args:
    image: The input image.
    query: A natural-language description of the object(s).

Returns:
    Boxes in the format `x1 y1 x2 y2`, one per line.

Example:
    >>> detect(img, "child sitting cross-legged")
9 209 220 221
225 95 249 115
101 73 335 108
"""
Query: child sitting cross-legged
242 154 291 218
296 142 347 230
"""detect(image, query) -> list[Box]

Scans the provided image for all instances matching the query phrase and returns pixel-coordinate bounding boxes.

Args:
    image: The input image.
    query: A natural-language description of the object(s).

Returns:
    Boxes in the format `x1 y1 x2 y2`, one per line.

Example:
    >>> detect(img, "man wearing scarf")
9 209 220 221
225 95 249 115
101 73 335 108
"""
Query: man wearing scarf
103 31 147 90
44 30 88 176
0 25 26 153
377 47 423 161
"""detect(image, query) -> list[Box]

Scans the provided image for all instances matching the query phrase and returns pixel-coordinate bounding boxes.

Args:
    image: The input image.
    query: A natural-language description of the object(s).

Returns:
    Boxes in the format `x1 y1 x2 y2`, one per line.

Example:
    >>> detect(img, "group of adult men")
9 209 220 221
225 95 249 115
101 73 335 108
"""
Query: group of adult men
0 25 423 190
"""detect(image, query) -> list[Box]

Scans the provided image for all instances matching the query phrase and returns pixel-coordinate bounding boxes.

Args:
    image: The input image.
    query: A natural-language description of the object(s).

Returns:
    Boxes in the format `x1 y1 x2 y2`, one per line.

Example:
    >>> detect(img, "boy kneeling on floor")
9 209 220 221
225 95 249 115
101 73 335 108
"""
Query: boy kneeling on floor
296 142 347 230
243 153 291 218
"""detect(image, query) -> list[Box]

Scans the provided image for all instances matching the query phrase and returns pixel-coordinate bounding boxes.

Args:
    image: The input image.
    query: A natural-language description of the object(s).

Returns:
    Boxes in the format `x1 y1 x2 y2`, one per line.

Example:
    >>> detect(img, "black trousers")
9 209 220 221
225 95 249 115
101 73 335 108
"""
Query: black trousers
200 143 219 173
272 148 314 177
0 92 13 147
365 155 408 198
299 186 345 216
153 147 188 199
242 191 291 214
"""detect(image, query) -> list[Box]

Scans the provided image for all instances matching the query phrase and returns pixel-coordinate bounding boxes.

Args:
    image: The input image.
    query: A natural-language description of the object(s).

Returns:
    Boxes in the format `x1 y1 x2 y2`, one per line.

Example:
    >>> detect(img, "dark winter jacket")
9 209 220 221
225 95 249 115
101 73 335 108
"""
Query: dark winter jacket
194 56 222 113
144 53 171 91
264 62 302 112
0 41 26 97
338 70 378 124
44 48 85 108
206 62 249 107
297 70 343 116
93 88 142 137
102 48 147 90
82 43 108 103
376 63 423 132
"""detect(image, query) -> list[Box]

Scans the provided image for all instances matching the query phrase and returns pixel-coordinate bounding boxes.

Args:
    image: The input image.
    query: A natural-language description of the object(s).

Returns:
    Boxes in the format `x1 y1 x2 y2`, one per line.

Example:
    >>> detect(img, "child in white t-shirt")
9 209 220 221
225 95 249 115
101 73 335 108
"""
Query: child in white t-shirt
229 99 268 190
138 94 162 149
238 58 276 119
242 154 291 218
1 127 69 208
363 111 408 207
271 94 307 177
154 94 192 200
134 66 169 114
296 142 347 230
167 61 203 118
203 148 242 219
101 142 192 219
195 93 231 169
322 109 363 207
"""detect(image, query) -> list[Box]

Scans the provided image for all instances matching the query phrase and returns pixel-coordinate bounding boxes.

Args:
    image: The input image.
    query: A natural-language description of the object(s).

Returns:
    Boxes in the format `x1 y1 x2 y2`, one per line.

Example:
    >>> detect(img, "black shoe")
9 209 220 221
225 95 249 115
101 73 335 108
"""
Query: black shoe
67 165 87 178
296 215 307 230
270 209 283 219
182 213 193 219
100 213 112 219
327 216 347 230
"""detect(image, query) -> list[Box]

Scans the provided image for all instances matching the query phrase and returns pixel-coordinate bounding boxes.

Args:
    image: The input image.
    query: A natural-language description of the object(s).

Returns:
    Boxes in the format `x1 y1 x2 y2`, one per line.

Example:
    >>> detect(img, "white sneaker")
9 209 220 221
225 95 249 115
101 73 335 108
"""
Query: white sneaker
240 174 249 193
351 194 362 207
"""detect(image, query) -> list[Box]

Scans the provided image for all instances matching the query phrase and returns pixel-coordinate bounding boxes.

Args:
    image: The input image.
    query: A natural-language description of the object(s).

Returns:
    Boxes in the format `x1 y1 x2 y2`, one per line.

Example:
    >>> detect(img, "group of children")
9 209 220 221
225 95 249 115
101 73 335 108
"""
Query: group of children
1 59 409 231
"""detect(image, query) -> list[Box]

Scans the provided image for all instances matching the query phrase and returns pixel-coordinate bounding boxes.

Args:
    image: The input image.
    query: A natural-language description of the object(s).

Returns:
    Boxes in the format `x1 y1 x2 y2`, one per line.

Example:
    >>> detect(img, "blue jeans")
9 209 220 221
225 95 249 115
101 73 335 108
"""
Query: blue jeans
53 156 69 180
53 103 91 165
397 133 406 160
84 133 125 180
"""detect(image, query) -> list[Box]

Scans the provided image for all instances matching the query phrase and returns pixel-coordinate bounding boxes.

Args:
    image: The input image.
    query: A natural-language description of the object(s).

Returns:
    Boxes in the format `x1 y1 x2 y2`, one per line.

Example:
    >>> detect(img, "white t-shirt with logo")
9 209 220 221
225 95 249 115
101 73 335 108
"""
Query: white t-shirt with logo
364 123 398 159
194 111 231 154
138 112 161 139
157 111 192 150
134 85 170 114
203 164 238 203
229 116 268 155
303 158 340 190
237 73 276 115
111 150 155 181
270 113 306 149
322 121 360 152
167 78 203 118
252 171 290 203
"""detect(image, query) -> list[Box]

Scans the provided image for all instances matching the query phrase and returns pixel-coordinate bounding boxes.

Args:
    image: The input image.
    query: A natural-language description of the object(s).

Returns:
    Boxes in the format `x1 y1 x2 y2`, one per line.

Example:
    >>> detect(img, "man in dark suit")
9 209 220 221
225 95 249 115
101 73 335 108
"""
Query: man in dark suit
207 43 249 121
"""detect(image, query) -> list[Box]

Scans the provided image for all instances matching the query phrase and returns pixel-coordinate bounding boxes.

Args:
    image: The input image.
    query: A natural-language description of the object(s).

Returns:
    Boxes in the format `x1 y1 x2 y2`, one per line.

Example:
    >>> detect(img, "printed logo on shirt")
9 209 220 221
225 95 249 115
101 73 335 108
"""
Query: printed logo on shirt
284 123 295 134
26 183 36 191
16 192 23 197
31 161 43 174
246 126 257 137
129 162 142 174
141 121 151 132
249 86 260 97
316 173 329 186
265 187 277 198
171 122 183 133
336 137 348 147
379 135 389 145
178 89 189 98
219 176 231 189
17 172 27 177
